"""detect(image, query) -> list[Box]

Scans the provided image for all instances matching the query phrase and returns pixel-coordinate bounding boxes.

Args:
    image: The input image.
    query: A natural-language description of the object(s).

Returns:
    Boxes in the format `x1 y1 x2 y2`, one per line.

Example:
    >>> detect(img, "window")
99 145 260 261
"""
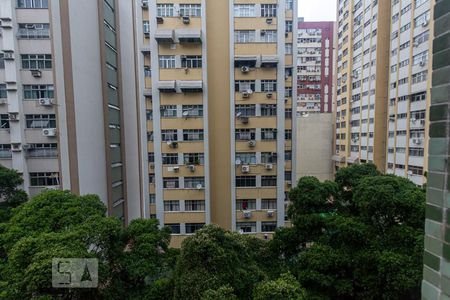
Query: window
415 0 429 8
235 128 256 140
181 56 202 68
26 143 58 158
148 153 155 163
286 0 294 10
25 114 56 128
237 199 256 210
161 129 178 141
412 51 428 66
234 4 256 17
183 129 204 141
0 144 11 159
260 30 277 43
285 109 292 119
285 150 292 161
234 30 256 43
0 54 4 69
159 56 175 69
285 130 292 140
414 11 430 28
414 31 429 47
286 21 293 33
0 115 9 129
183 153 204 165
261 128 277 140
184 177 204 189
143 21 150 34
261 152 276 163
163 177 179 189
235 80 255 92
144 66 151 77
408 165 423 176
157 4 174 17
164 200 180 212
162 153 178 165
409 148 424 157
261 80 277 92
236 152 256 164
0 84 6 99
182 105 203 117
186 223 204 234
147 131 153 141
412 71 428 84
17 23 50 39
411 92 426 102
262 222 277 232
236 176 256 187
160 105 177 118
17 0 48 8
261 4 277 17
185 200 205 211
261 199 277 210
236 104 256 117
166 223 180 234
261 104 276 116
236 222 256 233
285 43 293 55
179 4 201 17
261 176 277 186
21 54 52 69
30 172 59 186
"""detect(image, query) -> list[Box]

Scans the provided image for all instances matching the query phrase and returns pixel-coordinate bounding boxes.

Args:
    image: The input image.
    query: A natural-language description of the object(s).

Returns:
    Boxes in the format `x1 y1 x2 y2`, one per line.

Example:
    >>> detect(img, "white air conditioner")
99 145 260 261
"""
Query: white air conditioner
43 128 57 137
39 98 53 106
422 19 429 27
149 163 155 169
172 166 180 172
420 60 427 67
8 113 18 121
156 17 164 24
0 99 7 105
413 138 423 145
3 52 14 60
182 16 190 24
266 93 273 99
267 210 274 217
188 165 196 172
286 181 292 187
242 91 250 98
248 140 256 148
266 18 273 24
413 41 420 47
241 66 250 73
265 163 273 170
31 69 42 78
196 183 203 190
11 143 21 152
241 165 250 173
141 0 148 8
240 116 249 124
243 210 252 219
167 141 178 148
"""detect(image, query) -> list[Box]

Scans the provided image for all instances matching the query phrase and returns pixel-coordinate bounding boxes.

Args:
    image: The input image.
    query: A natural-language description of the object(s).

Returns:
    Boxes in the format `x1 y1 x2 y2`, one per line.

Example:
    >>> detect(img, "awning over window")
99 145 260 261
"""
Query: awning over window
178 80 203 92
177 29 202 43
158 81 176 92
346 156 359 164
154 29 175 43
332 155 345 162
234 56 258 68
260 55 279 68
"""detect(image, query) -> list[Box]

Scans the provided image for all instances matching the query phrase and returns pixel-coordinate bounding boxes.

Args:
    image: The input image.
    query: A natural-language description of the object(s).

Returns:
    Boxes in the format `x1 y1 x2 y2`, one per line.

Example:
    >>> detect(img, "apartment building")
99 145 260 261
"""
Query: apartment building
137 0 297 246
333 0 392 171
297 20 334 114
0 0 144 223
386 0 434 186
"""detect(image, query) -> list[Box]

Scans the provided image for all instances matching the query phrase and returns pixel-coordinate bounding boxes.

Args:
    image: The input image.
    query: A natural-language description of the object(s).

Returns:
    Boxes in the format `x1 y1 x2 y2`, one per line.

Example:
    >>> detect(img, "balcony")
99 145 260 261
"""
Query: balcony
260 55 278 68
154 29 175 43
178 80 203 93
235 55 258 68
176 29 202 44
158 80 176 93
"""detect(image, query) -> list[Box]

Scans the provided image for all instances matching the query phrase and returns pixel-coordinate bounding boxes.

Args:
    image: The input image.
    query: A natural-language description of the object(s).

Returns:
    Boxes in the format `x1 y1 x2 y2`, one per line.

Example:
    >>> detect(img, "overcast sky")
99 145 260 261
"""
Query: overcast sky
298 0 337 22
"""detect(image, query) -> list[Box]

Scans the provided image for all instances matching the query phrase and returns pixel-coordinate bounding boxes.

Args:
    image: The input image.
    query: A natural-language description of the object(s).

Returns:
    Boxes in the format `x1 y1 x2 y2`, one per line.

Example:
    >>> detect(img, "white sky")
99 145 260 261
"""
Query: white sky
298 0 337 22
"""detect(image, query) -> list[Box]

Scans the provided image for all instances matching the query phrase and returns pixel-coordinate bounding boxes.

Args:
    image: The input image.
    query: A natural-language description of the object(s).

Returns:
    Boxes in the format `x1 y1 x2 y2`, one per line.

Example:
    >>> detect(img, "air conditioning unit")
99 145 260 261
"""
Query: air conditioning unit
141 0 148 8
149 162 155 169
248 140 256 148
0 99 7 105
31 69 42 78
22 144 33 151
8 113 18 121
172 166 180 172
242 91 250 98
243 210 252 219
156 17 164 24
411 118 417 124
241 165 250 173
43 128 57 137
267 210 274 217
266 93 273 99
196 183 203 190
3 52 14 60
265 163 273 170
182 16 190 24
286 181 292 187
413 41 420 47
413 138 422 145
420 60 426 67
188 165 196 172
241 66 250 73
240 116 249 124
266 18 273 24
39 98 53 106
11 143 21 152
167 141 178 148
422 19 429 27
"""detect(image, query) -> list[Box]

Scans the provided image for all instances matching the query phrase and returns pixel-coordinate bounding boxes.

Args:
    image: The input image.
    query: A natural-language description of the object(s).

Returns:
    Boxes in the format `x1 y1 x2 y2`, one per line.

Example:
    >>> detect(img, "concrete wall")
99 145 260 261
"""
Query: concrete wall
296 113 333 182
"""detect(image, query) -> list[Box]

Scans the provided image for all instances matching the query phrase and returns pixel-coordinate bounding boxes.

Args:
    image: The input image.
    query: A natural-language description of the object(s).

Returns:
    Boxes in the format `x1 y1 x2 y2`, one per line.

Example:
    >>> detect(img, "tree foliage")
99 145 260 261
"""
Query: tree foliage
0 165 27 222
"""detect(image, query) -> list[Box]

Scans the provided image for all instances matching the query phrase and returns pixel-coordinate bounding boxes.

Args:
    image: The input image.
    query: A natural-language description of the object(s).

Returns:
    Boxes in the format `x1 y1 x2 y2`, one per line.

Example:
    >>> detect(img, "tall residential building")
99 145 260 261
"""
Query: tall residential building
421 2 450 298
333 0 393 172
386 0 434 186
0 0 144 223
137 0 297 246
297 20 334 114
